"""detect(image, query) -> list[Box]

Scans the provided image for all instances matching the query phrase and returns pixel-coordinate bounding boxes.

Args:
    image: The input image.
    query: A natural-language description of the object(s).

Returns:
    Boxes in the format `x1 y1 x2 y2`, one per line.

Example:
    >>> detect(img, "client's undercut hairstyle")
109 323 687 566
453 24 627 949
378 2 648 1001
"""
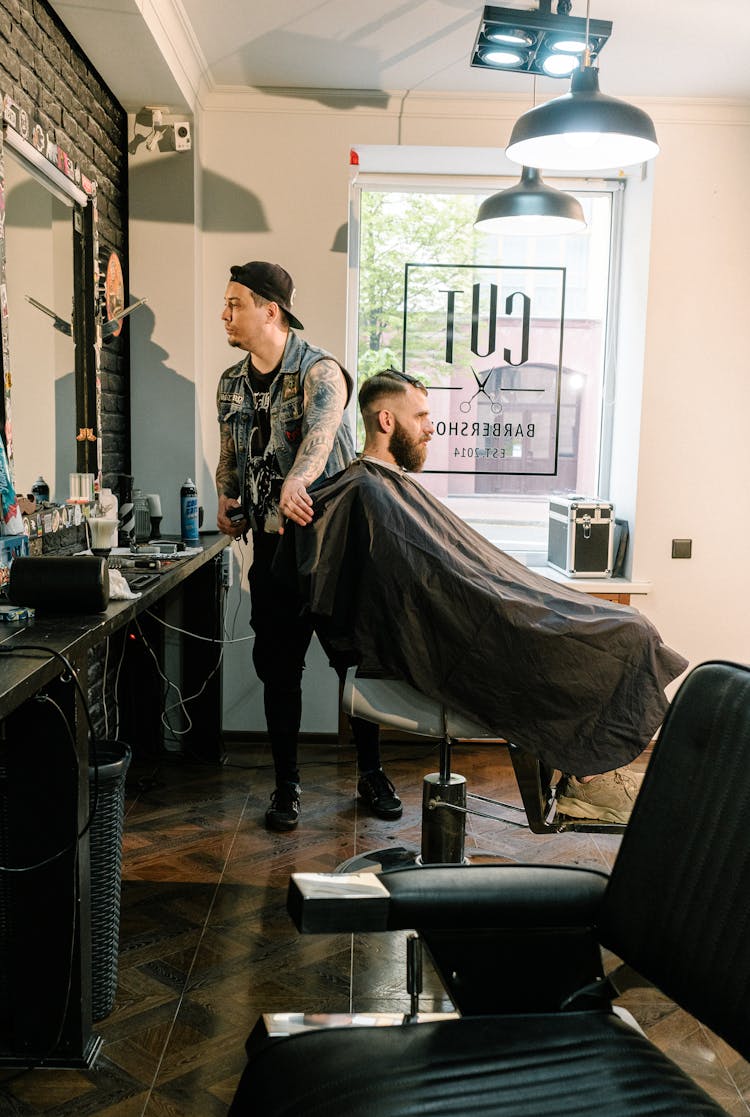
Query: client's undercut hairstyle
358 368 427 419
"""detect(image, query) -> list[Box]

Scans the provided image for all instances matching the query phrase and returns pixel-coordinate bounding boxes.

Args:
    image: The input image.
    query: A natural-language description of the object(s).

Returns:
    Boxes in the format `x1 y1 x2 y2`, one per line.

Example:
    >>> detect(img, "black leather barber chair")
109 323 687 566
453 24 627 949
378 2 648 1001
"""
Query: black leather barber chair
339 667 624 870
230 661 749 1116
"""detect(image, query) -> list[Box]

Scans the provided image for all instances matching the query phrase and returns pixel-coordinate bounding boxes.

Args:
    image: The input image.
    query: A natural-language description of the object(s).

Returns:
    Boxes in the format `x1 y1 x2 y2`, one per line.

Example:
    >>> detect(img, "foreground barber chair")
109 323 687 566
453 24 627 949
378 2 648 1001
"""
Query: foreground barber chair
230 661 749 1116
340 666 624 870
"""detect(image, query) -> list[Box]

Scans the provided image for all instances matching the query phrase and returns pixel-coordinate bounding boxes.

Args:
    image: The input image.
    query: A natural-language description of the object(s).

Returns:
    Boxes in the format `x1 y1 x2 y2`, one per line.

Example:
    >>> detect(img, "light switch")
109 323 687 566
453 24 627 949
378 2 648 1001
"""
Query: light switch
671 539 692 559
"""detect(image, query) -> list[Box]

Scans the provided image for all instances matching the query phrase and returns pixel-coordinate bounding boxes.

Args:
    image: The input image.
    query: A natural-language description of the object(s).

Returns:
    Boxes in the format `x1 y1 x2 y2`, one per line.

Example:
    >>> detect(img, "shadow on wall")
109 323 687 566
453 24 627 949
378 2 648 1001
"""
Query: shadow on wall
330 223 347 253
129 156 269 233
5 179 57 226
129 298 195 513
237 29 390 110
130 154 350 248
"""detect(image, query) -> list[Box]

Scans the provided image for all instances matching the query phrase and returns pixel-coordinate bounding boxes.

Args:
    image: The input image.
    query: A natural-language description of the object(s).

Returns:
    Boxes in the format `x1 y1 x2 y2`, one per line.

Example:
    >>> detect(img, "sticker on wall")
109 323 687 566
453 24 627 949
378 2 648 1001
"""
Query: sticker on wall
402 262 566 477
103 251 125 337
1 94 96 197
2 96 18 130
56 146 74 180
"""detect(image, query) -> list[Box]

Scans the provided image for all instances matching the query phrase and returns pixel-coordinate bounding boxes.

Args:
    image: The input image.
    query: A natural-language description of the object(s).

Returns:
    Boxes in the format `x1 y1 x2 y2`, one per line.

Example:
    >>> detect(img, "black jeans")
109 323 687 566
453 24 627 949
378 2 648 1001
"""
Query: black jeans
249 531 381 786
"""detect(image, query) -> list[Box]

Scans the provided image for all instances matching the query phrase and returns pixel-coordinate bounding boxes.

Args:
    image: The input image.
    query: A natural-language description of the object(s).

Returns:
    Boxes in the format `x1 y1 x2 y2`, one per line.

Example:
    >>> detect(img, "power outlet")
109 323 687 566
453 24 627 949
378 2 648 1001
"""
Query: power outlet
671 539 692 559
221 548 233 588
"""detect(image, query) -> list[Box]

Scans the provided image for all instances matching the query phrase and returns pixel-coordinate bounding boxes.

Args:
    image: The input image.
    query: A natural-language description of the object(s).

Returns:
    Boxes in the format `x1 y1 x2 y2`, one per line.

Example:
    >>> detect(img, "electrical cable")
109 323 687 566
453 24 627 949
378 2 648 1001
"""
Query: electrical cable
0 644 96 736
134 616 224 739
0 644 108 874
143 538 253 646
144 610 255 644
113 626 128 742
0 690 81 1072
227 537 248 636
0 834 80 1081
0 693 97 872
130 557 242 745
102 632 110 740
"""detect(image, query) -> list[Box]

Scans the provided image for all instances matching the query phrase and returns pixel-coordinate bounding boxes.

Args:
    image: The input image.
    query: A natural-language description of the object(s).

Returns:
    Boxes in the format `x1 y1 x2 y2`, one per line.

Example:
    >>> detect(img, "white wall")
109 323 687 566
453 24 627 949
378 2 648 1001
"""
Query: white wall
130 88 750 730
629 104 750 669
128 119 200 536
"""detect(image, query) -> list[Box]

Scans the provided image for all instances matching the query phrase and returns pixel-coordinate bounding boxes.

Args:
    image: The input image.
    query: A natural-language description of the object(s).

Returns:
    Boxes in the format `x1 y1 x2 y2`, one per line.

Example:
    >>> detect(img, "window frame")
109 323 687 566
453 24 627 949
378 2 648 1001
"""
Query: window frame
346 166 625 559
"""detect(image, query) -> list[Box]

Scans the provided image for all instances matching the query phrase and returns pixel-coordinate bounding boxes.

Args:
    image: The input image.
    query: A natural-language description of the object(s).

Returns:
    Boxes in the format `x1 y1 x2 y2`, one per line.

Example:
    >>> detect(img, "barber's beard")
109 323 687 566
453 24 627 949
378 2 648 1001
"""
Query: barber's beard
389 419 427 472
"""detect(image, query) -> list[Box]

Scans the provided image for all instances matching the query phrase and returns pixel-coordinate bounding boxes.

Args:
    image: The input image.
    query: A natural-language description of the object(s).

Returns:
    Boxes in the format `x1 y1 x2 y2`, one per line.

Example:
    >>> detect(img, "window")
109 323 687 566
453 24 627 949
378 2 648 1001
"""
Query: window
348 164 622 562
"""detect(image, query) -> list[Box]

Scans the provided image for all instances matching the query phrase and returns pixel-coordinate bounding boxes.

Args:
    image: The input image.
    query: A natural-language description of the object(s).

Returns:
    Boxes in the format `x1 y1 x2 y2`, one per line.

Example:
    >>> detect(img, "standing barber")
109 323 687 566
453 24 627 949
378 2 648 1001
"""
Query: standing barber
215 262 402 831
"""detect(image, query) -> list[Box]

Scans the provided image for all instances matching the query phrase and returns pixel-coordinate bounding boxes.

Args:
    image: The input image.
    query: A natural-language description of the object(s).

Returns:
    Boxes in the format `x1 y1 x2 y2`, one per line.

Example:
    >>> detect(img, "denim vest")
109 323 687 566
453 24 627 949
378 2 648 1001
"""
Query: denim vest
216 331 355 506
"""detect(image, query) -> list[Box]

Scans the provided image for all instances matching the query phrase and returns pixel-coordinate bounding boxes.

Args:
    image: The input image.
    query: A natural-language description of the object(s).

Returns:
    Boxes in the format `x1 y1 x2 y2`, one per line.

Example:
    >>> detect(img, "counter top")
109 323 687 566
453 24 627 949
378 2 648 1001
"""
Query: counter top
0 533 229 719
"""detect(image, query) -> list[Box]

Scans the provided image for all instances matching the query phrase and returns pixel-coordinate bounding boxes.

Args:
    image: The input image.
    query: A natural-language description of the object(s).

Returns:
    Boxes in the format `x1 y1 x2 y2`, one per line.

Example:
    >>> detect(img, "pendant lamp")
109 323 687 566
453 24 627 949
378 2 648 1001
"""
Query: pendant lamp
506 64 659 170
475 166 585 236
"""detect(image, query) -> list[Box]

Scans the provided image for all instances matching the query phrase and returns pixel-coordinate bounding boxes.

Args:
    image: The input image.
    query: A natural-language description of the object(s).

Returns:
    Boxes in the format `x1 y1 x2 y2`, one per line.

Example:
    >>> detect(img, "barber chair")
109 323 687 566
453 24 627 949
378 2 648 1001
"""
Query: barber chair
229 660 750 1116
340 667 624 870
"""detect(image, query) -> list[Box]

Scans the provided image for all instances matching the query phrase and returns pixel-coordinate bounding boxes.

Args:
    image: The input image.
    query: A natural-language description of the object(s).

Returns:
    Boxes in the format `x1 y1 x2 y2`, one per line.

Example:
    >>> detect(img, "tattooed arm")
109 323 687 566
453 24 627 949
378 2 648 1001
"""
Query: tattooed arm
279 358 348 527
215 422 245 536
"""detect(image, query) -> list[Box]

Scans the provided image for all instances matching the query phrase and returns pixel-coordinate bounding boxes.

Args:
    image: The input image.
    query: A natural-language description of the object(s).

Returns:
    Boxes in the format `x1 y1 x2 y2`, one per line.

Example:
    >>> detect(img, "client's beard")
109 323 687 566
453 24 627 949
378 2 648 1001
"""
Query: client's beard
390 419 427 472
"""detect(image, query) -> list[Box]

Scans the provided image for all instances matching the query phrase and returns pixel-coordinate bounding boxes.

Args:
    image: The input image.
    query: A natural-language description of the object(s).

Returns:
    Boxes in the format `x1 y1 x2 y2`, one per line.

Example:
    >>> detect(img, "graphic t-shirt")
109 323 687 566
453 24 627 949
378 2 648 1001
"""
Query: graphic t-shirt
244 361 283 532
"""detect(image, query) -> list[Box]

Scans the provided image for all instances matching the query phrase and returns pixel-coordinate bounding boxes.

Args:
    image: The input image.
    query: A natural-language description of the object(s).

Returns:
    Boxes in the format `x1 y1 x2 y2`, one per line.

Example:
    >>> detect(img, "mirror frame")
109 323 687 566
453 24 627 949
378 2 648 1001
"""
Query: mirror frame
0 120 101 493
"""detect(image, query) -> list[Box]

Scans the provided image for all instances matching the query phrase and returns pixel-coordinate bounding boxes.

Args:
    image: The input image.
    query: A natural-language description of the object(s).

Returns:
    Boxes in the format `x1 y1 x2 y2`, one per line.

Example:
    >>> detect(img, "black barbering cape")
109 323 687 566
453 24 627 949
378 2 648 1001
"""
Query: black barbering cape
281 459 688 775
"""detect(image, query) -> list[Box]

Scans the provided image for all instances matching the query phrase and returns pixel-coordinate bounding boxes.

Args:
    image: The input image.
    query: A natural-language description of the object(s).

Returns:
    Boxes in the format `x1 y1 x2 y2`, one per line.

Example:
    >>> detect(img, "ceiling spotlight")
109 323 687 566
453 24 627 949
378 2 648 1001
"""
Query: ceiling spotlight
475 166 586 236
478 45 527 67
484 25 534 48
542 53 580 76
549 36 589 52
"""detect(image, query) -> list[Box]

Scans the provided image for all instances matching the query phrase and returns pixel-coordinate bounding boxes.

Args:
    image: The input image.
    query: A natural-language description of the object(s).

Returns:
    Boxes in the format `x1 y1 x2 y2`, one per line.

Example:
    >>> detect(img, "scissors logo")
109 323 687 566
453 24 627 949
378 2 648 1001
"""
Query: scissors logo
460 366 503 414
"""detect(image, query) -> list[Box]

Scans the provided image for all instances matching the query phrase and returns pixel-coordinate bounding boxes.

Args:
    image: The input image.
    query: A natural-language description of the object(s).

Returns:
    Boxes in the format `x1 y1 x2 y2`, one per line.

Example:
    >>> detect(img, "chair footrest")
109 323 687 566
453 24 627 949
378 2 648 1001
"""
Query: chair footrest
288 871 391 932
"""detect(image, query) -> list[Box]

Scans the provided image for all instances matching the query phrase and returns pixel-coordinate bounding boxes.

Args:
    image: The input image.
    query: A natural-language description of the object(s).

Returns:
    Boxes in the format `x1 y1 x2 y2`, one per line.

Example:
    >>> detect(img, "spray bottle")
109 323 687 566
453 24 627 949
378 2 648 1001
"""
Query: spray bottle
180 478 200 544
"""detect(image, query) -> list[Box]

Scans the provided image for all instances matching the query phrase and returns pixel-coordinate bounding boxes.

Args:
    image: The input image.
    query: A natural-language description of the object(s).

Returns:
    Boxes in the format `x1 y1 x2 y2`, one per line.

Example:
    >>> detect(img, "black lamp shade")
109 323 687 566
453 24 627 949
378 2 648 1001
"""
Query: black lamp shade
506 66 659 171
475 167 586 236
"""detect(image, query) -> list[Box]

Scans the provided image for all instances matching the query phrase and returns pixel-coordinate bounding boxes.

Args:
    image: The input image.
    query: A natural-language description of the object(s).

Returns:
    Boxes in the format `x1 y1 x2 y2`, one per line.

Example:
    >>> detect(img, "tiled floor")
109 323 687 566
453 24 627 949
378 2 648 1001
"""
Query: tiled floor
1 738 748 1115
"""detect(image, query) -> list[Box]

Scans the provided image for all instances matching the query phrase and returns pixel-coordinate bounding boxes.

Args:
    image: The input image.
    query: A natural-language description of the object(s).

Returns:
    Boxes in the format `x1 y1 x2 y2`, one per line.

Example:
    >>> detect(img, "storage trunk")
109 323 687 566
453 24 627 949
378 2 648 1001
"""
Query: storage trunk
547 497 614 577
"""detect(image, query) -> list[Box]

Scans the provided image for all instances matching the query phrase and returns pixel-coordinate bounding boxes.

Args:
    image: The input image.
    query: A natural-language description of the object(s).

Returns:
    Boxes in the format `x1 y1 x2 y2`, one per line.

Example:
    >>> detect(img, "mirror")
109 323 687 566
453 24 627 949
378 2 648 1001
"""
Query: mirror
0 131 97 506
3 147 75 503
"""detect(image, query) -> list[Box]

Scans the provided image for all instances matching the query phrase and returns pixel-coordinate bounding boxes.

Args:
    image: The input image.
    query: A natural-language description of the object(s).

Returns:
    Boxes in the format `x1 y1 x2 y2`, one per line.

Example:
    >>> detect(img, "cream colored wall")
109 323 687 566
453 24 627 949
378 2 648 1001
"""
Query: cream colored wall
628 105 750 670
128 134 199 534
132 89 750 729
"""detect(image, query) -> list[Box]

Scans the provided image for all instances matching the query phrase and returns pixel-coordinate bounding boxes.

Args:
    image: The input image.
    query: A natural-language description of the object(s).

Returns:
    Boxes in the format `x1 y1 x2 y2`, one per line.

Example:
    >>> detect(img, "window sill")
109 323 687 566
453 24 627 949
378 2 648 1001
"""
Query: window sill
536 565 650 595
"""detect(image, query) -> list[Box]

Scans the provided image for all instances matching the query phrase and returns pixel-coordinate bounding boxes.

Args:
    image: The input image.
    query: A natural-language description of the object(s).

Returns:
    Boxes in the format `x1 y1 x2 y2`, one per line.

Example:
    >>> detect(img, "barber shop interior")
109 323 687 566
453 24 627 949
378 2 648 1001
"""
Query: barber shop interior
0 0 748 1113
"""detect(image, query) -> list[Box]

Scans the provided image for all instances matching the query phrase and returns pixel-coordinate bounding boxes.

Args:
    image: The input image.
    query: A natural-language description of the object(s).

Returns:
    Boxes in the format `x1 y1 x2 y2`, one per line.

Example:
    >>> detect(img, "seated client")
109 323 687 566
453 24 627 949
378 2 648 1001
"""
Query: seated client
280 369 688 825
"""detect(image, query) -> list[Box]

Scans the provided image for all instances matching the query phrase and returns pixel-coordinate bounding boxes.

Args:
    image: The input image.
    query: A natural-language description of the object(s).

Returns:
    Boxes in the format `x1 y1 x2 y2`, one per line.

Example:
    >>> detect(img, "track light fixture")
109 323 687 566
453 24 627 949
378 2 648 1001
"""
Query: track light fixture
471 1 611 79
475 167 586 236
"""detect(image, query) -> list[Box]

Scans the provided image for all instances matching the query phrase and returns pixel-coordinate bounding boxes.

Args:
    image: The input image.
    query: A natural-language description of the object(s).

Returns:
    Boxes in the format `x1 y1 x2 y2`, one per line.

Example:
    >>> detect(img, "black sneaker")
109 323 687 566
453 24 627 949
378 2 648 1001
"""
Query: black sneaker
357 769 403 820
265 782 301 831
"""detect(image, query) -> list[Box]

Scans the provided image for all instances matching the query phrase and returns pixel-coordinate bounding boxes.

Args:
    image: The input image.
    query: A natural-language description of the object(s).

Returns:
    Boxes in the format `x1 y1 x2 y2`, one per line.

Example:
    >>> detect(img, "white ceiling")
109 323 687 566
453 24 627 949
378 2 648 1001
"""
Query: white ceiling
50 0 750 114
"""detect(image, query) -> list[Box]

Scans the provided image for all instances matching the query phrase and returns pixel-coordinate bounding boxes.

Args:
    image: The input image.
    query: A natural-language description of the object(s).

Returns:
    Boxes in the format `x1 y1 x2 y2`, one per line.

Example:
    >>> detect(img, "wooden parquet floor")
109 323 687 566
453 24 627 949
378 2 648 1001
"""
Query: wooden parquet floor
1 738 749 1116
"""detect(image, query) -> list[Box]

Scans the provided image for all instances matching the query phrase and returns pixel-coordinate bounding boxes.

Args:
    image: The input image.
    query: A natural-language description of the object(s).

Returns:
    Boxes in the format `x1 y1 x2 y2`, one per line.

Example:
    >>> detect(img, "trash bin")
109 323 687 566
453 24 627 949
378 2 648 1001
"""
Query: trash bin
89 740 131 1021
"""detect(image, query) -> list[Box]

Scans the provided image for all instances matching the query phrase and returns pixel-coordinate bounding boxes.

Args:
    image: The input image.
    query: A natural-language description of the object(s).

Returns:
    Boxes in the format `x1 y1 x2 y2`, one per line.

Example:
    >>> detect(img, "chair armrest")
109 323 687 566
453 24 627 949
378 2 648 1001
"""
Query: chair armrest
288 864 609 934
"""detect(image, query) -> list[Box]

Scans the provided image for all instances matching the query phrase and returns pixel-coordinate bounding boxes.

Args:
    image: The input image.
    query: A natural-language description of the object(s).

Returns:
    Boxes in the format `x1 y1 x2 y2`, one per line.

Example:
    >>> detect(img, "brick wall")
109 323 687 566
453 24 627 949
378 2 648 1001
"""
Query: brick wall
0 0 129 487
